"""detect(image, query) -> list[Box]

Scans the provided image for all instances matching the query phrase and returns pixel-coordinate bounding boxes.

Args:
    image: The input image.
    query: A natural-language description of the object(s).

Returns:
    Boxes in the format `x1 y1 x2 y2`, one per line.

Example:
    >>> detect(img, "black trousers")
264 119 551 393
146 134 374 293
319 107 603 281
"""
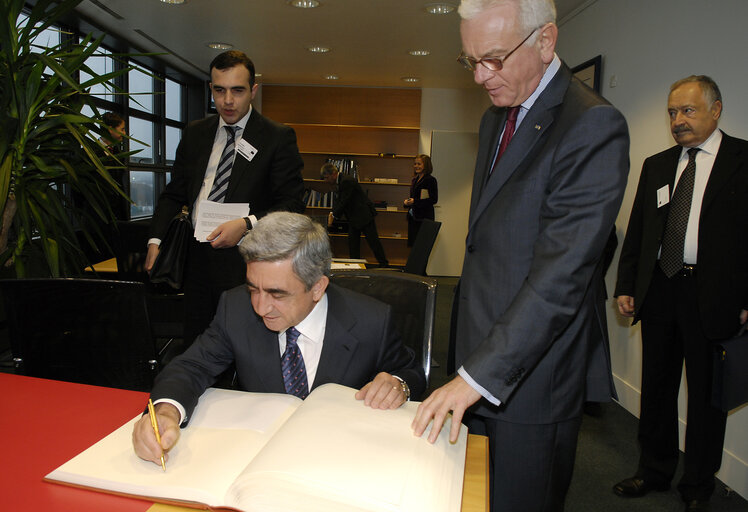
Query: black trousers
348 219 388 266
466 413 582 512
636 266 728 502
183 238 247 345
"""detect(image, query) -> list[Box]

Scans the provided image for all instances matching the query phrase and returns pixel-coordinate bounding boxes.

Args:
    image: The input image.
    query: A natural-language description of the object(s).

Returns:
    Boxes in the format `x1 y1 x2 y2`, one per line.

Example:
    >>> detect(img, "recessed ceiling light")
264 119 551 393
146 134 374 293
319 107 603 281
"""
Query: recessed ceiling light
160 0 186 4
288 0 320 8
307 46 330 53
409 49 430 56
425 3 455 14
206 42 233 50
324 74 339 80
401 77 420 83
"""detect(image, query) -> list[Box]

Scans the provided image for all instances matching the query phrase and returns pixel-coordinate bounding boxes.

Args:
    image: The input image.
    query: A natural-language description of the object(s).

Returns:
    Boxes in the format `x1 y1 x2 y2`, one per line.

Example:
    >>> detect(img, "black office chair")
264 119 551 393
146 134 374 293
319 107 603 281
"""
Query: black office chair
0 278 159 391
404 219 442 275
329 270 436 388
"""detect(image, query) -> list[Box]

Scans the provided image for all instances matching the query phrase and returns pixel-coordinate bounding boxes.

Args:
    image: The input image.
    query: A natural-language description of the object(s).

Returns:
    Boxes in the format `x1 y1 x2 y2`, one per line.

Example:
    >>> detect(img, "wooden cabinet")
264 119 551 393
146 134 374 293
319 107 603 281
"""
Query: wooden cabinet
262 86 421 266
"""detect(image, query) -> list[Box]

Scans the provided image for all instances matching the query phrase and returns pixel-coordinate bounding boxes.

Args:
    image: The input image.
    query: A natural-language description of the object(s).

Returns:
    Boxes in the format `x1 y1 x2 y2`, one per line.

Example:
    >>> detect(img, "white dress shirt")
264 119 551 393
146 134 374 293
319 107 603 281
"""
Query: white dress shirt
673 129 722 264
148 107 255 247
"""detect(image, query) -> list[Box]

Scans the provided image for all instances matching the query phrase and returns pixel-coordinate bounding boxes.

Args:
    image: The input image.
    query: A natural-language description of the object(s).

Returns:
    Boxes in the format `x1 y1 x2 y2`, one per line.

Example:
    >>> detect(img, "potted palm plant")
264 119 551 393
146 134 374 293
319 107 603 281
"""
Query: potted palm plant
0 0 134 277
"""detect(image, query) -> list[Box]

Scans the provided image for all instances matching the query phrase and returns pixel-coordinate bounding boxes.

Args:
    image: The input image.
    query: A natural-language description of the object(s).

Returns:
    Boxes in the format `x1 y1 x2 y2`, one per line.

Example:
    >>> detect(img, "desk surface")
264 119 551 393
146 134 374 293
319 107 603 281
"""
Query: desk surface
0 373 487 511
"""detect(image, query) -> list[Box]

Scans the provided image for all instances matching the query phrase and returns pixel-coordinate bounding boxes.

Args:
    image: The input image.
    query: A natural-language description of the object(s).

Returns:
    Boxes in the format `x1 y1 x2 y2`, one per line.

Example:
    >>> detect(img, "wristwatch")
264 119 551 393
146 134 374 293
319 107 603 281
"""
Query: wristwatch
243 217 252 231
397 378 410 401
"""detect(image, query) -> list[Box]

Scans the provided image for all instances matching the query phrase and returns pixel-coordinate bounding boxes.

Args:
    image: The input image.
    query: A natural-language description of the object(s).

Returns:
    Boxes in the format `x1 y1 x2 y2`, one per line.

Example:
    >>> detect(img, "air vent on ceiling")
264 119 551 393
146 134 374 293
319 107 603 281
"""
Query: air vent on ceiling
133 29 205 76
88 0 124 20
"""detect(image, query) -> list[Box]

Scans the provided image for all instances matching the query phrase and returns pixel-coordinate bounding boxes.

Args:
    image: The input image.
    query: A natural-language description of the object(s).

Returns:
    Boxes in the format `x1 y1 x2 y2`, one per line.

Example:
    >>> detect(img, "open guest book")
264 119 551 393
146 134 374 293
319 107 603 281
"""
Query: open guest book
45 383 468 512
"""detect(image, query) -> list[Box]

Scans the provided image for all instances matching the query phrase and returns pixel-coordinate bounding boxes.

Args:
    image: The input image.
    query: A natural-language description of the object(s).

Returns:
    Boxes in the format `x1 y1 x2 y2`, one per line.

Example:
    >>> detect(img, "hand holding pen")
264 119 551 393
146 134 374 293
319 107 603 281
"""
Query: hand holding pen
132 400 181 467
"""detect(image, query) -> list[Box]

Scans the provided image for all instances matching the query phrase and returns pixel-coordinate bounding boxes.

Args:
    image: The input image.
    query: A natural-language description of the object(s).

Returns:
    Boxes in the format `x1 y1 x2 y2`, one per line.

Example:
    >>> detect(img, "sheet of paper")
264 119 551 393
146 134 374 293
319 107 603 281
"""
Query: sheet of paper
194 200 250 242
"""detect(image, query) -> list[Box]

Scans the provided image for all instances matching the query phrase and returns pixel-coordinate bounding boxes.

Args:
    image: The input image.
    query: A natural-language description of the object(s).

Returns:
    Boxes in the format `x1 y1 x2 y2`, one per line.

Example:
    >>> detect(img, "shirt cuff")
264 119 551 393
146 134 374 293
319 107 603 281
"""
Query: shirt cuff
153 398 187 426
458 366 502 406
147 238 161 247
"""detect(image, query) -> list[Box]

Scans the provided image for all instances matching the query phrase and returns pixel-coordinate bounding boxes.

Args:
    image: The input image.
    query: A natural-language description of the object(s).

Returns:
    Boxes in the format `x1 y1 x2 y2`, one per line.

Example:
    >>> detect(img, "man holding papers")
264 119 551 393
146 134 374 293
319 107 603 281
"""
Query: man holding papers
145 51 305 345
134 212 426 466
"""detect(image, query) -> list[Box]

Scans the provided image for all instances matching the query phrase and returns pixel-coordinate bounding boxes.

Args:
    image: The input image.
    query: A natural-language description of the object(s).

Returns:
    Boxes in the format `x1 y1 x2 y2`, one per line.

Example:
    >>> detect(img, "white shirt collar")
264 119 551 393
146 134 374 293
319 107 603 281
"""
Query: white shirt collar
286 292 328 345
680 128 722 158
521 53 561 112
218 105 253 132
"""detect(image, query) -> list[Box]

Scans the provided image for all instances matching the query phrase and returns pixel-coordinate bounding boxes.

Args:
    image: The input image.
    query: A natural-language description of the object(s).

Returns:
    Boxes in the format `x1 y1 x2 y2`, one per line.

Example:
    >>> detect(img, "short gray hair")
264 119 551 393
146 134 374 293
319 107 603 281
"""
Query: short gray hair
458 0 557 34
238 212 331 289
670 75 722 108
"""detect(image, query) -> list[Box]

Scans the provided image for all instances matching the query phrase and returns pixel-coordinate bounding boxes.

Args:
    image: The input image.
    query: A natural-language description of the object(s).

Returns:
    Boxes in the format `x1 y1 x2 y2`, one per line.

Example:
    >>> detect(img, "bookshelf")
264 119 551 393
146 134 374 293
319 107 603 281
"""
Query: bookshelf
262 86 421 266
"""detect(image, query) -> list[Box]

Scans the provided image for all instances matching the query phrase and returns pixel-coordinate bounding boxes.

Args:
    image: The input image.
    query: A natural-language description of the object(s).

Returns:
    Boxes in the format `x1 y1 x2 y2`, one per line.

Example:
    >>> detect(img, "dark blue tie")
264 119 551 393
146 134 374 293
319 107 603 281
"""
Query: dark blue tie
281 327 309 399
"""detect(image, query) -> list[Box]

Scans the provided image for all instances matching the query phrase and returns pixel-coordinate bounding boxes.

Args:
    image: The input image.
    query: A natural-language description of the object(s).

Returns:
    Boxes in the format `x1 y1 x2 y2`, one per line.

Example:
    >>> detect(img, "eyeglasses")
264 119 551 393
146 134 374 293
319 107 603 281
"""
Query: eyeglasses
457 28 538 72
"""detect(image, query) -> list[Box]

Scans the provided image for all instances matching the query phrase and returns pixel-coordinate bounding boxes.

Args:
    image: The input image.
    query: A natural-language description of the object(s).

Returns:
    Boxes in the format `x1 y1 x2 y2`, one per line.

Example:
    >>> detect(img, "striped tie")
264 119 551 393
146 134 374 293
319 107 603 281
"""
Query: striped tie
208 125 238 202
281 327 309 399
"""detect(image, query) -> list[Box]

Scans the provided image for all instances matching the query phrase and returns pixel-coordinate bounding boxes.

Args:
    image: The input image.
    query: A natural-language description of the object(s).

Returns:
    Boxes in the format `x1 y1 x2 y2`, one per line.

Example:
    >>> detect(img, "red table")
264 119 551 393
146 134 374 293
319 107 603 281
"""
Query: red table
0 373 152 511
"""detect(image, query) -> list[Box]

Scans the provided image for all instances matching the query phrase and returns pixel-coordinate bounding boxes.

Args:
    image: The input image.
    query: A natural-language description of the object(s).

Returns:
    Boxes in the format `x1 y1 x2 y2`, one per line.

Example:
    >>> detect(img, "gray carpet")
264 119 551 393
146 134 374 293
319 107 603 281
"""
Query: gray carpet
429 277 748 511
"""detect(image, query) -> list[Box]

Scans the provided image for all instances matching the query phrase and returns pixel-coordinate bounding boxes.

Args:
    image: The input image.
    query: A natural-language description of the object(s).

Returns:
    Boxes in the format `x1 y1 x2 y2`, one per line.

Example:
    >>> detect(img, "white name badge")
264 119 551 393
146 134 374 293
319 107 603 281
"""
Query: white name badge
657 185 670 208
236 139 258 162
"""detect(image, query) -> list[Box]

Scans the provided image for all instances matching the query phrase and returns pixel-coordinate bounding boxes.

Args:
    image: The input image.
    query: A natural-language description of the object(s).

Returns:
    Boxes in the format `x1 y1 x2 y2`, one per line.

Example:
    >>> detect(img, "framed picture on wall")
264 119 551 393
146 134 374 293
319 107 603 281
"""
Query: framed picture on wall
571 55 602 94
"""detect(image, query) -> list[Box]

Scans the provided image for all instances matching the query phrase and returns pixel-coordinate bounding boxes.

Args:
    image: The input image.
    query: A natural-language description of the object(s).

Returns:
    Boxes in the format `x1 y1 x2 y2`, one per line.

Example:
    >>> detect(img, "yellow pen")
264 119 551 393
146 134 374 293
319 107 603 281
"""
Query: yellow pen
147 399 166 471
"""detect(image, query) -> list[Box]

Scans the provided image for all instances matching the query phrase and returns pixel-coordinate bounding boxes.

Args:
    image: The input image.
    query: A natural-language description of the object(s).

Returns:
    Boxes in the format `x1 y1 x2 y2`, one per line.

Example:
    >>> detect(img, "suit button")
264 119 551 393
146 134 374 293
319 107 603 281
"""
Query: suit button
468 245 475 253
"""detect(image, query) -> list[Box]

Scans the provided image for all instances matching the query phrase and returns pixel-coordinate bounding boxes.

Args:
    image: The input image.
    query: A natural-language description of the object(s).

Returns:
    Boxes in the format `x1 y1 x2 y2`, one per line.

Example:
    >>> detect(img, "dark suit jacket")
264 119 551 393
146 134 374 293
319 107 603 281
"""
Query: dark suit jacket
150 109 305 240
332 174 376 229
455 63 630 424
615 131 748 340
407 174 438 221
150 283 426 420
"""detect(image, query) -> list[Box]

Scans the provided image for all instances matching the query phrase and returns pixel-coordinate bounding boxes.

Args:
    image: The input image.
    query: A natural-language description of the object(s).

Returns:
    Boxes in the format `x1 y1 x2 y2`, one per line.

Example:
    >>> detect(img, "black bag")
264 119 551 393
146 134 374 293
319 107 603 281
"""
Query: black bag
711 323 748 412
149 206 191 290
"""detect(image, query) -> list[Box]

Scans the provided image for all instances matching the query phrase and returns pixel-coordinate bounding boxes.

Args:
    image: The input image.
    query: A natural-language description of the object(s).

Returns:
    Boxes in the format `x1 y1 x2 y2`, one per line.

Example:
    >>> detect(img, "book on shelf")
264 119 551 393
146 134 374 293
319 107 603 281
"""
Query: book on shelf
326 156 358 180
45 383 468 512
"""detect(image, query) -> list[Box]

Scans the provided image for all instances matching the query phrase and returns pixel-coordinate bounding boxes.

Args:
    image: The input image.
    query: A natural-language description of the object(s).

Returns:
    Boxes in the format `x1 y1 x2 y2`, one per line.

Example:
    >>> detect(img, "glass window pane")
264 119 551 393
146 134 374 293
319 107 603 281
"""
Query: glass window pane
166 79 182 121
166 172 172 186
129 67 154 114
128 117 154 163
18 15 61 51
165 126 182 163
80 46 114 102
129 171 155 218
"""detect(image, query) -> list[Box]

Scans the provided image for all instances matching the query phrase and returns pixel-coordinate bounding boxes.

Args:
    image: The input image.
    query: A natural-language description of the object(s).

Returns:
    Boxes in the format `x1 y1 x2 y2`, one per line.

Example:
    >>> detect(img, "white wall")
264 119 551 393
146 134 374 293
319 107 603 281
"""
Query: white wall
556 0 748 497
419 88 489 276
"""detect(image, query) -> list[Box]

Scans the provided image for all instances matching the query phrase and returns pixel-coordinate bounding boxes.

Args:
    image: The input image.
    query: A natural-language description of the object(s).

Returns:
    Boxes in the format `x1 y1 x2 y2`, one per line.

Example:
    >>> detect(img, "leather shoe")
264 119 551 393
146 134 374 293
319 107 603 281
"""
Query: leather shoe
613 476 669 497
684 499 710 511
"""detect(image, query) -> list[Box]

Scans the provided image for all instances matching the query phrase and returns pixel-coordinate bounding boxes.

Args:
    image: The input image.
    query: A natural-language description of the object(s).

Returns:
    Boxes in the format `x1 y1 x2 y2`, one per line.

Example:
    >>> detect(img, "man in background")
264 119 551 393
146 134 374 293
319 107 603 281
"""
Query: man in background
614 75 748 512
145 51 305 345
411 1 629 510
321 163 388 267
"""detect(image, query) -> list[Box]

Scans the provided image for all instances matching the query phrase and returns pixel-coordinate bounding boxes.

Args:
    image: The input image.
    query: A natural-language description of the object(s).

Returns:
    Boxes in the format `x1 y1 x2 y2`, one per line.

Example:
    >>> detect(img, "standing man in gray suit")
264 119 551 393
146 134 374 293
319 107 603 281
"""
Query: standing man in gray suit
412 1 630 510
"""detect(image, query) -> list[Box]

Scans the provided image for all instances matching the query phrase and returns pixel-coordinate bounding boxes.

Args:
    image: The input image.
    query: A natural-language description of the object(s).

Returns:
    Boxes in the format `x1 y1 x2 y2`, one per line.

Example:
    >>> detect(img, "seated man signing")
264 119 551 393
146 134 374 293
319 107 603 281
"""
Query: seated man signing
133 212 425 465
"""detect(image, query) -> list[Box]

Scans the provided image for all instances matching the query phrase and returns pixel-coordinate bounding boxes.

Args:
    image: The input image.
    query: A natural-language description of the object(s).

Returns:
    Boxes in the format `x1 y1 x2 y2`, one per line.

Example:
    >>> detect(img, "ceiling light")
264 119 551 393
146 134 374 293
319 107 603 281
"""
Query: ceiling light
206 42 233 50
307 46 330 53
401 77 420 83
324 74 339 80
288 0 320 8
159 0 186 4
425 3 455 14
409 49 430 56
